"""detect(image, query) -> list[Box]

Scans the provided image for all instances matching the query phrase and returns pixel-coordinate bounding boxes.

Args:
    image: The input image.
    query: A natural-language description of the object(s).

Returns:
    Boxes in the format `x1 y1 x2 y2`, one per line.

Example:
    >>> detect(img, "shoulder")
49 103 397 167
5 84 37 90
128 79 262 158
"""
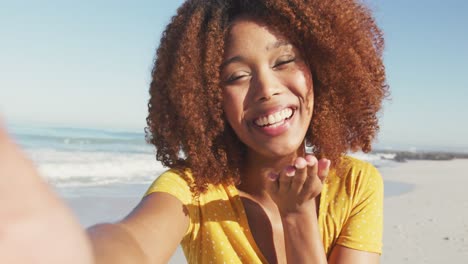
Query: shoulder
338 155 382 182
145 169 230 204
330 156 384 254
339 155 380 175
145 168 195 205
329 155 383 198
152 168 195 185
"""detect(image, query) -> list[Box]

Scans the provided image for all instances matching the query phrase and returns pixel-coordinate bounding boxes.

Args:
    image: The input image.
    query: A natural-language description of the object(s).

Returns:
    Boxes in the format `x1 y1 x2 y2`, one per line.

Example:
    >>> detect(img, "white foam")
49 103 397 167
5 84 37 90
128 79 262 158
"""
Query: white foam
25 148 166 187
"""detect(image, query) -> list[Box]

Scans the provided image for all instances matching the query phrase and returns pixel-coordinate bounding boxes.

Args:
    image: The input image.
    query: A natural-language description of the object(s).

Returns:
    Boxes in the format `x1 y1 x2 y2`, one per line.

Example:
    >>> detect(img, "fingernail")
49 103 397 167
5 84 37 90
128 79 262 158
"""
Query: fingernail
267 172 279 181
285 166 296 177
305 155 317 166
295 157 307 169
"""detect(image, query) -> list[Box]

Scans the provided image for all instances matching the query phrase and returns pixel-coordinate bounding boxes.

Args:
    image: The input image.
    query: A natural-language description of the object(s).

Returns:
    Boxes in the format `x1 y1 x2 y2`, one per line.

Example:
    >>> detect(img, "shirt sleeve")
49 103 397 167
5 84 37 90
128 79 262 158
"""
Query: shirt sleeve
336 162 384 254
144 169 196 237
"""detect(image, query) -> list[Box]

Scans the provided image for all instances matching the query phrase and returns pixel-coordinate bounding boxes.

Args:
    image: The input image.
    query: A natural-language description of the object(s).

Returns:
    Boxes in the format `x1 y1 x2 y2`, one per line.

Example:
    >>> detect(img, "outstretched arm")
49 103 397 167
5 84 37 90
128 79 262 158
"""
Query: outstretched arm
0 122 93 264
0 121 188 264
88 192 189 264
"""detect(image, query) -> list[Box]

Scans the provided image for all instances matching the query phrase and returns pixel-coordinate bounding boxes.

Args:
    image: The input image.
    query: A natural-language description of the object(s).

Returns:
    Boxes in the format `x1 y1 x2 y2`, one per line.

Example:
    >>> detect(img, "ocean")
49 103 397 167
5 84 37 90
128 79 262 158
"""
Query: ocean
9 124 166 187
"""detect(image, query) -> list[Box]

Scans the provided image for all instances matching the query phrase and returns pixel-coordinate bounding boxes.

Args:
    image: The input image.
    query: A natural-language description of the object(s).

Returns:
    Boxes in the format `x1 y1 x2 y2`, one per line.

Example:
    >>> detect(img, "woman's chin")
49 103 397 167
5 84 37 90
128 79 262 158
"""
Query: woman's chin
249 144 302 160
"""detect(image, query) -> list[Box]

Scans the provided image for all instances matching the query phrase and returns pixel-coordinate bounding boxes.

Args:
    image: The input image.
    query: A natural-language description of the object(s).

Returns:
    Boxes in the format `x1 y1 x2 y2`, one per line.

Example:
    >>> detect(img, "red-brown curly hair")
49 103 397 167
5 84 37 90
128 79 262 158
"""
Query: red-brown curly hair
146 0 389 195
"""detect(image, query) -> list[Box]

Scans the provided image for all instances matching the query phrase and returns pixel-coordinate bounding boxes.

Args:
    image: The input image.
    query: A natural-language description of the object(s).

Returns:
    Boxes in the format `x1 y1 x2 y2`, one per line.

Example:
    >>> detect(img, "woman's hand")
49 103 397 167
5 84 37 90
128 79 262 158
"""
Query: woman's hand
0 122 93 264
265 155 331 263
265 155 331 216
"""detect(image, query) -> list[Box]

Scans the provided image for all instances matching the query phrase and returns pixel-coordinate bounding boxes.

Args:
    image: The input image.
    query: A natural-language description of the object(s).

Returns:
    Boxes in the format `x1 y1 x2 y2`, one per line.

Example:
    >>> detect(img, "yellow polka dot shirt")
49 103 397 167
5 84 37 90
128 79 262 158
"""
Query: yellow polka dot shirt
145 156 383 263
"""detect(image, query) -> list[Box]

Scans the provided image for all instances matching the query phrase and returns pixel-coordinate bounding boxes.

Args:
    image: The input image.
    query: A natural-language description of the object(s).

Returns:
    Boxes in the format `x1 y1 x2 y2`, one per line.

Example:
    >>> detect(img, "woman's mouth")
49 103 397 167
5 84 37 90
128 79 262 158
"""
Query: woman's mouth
252 107 296 136
254 107 295 128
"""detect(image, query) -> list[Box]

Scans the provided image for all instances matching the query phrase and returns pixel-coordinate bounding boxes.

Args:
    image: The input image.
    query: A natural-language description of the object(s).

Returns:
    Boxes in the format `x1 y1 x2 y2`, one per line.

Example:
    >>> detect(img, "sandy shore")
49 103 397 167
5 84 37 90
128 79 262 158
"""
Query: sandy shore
61 184 188 264
380 159 468 263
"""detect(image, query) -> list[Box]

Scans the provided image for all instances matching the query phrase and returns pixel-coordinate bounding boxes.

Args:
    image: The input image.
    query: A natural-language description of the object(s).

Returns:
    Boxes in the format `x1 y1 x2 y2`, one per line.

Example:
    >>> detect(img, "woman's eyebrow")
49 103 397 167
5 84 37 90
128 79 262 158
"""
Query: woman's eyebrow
266 40 291 51
220 40 292 70
220 55 245 71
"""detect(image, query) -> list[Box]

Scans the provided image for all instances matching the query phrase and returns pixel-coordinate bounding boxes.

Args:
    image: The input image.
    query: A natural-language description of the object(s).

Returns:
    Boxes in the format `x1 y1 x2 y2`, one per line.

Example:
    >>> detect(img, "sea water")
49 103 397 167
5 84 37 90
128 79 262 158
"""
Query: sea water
9 124 165 187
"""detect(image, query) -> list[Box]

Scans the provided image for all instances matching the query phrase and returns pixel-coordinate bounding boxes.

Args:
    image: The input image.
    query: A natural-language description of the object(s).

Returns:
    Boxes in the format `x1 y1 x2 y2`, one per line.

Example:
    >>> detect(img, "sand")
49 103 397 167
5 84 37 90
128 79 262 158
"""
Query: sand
61 159 468 263
380 159 468 263
61 184 187 263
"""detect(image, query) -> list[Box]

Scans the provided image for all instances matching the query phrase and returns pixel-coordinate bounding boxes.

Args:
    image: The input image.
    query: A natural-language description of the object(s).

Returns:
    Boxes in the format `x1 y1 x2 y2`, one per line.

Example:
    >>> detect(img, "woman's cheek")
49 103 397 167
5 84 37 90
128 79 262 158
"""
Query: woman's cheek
223 92 241 124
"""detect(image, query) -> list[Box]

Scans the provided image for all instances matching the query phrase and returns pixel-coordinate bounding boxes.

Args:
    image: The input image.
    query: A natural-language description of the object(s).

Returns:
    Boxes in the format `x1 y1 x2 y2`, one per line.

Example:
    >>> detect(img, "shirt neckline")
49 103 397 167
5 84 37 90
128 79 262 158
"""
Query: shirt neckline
228 185 269 263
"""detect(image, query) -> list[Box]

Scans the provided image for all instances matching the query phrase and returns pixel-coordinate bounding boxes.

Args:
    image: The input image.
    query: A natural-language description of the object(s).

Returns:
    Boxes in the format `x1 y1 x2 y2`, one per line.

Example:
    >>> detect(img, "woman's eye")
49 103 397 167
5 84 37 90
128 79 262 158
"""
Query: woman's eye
225 73 248 83
273 57 296 69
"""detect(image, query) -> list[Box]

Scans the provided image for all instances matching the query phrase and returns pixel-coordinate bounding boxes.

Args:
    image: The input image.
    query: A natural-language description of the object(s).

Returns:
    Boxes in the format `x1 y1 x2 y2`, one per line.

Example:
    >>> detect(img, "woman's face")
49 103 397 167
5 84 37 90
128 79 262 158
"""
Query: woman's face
221 17 314 158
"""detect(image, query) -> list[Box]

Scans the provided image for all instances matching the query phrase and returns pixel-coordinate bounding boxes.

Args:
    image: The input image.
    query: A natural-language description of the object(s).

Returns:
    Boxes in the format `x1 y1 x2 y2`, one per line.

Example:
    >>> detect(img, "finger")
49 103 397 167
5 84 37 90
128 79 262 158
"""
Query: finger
277 165 296 194
299 155 320 199
305 155 318 176
0 117 11 142
317 159 331 182
290 157 308 193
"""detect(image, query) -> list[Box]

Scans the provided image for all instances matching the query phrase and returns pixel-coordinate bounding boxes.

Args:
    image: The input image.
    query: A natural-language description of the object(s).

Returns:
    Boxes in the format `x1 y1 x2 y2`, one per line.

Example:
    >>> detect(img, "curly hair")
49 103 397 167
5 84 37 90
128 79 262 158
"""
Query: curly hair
145 0 389 195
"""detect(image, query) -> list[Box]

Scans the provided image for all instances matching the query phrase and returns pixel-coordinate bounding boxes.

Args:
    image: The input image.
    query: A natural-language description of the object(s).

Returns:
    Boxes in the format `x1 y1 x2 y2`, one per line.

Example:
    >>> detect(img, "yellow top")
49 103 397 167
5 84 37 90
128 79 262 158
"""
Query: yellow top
145 156 383 263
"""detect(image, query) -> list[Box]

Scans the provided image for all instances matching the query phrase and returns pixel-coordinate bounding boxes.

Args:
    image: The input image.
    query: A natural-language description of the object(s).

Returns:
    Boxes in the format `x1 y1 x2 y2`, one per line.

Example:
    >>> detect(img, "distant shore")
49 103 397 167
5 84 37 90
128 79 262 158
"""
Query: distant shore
373 150 468 162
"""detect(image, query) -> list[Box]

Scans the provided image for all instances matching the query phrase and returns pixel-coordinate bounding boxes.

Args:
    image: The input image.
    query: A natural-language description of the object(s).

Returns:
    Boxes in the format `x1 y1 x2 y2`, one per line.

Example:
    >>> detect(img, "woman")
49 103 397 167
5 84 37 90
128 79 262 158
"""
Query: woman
0 0 388 263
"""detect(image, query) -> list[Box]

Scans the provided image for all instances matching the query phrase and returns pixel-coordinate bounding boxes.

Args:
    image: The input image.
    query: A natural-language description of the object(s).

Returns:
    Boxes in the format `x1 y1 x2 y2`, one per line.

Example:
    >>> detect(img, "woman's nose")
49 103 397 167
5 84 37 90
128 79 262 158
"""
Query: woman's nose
250 69 282 102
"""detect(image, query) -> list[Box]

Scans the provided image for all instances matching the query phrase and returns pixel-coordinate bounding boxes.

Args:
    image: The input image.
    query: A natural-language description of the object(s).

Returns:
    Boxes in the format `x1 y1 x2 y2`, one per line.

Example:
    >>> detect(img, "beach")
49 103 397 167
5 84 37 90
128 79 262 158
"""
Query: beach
380 159 468 263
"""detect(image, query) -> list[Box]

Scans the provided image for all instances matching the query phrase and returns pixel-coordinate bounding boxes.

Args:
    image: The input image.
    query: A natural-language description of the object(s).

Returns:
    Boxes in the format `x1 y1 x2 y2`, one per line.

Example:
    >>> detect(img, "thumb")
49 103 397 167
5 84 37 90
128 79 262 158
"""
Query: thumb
0 115 9 139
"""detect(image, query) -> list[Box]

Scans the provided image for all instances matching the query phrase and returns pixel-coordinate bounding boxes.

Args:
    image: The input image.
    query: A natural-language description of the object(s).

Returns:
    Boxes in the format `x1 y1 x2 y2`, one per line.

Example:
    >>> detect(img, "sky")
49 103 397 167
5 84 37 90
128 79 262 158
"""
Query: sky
0 0 467 151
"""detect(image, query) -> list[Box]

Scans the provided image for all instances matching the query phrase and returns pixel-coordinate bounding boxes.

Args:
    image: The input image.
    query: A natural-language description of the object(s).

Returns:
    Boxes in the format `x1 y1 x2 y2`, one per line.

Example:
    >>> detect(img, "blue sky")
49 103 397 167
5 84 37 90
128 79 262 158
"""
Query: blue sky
1 0 467 151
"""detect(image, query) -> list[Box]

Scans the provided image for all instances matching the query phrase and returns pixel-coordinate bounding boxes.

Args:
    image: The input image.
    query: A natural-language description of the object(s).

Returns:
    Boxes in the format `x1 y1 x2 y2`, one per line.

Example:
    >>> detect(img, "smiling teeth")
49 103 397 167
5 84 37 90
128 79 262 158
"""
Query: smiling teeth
254 108 293 127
